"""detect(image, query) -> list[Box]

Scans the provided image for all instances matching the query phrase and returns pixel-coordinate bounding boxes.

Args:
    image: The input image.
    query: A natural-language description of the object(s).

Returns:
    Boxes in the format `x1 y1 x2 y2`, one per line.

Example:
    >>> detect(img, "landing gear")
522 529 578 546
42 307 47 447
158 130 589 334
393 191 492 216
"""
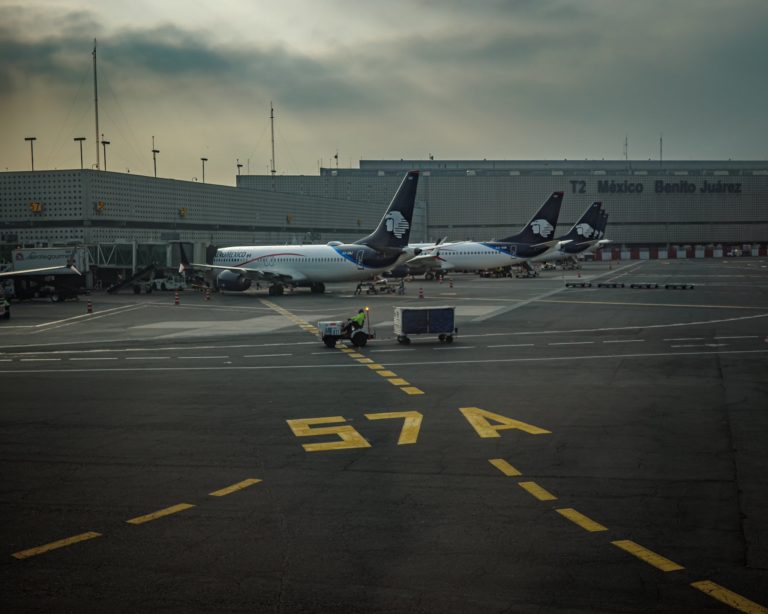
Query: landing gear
268 284 285 296
310 282 326 294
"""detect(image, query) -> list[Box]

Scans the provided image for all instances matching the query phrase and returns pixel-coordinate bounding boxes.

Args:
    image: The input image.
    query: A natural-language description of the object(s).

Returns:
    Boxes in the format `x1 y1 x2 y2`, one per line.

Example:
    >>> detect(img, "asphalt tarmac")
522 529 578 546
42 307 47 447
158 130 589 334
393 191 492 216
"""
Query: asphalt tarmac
1 259 767 613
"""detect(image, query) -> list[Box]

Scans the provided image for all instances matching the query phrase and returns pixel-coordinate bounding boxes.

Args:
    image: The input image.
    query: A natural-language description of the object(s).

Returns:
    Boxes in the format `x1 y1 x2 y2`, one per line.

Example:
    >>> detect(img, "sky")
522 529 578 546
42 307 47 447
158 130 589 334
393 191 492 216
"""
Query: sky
1 0 767 186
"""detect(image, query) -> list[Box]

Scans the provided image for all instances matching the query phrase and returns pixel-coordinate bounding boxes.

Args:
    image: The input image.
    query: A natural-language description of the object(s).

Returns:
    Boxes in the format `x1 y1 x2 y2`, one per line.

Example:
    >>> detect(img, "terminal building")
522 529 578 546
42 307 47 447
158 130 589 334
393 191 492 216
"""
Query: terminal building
1 158 766 283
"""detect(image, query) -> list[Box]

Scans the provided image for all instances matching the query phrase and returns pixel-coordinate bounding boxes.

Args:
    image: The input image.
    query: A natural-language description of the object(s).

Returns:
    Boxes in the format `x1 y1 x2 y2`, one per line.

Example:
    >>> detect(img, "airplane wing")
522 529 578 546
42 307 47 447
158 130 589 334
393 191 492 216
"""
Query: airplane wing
530 239 570 249
404 251 452 271
0 263 81 278
189 262 306 284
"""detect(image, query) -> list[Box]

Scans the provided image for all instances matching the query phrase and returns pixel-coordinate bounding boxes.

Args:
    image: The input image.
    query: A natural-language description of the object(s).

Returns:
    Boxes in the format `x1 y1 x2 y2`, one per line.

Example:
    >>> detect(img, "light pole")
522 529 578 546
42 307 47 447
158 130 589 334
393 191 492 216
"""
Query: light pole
101 138 110 171
24 137 36 170
74 137 86 169
236 158 243 176
201 157 208 183
152 136 159 178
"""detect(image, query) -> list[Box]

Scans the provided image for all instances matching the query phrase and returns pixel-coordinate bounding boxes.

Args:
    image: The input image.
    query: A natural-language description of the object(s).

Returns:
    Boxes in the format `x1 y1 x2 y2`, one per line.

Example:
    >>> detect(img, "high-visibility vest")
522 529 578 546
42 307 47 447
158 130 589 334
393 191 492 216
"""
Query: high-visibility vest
351 312 366 327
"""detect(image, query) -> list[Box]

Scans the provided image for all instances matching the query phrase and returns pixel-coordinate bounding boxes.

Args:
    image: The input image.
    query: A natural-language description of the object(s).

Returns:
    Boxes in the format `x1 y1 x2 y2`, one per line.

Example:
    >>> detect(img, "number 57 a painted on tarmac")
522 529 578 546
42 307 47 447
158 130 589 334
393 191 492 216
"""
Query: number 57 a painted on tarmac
286 408 550 452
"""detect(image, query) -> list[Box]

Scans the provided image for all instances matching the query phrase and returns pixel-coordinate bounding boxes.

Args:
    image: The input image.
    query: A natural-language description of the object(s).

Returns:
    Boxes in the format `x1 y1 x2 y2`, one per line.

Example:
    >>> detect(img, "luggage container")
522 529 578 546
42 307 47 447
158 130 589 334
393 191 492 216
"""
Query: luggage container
394 305 457 344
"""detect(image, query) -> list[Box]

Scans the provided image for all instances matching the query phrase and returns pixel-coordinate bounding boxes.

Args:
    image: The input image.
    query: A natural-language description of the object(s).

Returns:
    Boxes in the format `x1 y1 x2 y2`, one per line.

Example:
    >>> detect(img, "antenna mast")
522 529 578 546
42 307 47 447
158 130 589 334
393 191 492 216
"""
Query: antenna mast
659 133 663 167
270 102 276 175
93 39 100 170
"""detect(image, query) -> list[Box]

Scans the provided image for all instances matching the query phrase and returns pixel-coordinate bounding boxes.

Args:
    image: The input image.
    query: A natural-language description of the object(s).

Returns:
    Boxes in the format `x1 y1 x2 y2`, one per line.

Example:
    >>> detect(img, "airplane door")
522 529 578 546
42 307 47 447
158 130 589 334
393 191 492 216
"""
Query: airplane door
356 250 365 270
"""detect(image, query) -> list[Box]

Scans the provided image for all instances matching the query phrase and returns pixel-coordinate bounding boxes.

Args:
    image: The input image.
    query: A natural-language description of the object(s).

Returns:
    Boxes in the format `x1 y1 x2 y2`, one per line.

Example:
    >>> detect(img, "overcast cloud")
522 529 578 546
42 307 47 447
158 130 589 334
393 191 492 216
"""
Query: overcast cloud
1 0 767 185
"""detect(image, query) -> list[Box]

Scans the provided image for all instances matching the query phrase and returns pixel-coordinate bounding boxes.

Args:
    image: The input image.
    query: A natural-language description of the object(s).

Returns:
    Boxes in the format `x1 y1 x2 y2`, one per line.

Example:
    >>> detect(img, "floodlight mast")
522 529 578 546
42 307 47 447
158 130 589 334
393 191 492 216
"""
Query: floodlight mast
93 39 100 170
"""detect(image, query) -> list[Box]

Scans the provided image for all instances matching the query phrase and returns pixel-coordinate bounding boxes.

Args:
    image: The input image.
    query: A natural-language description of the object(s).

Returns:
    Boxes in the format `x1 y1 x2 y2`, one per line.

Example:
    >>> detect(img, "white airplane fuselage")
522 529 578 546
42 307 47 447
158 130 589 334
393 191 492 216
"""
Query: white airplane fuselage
214 244 410 283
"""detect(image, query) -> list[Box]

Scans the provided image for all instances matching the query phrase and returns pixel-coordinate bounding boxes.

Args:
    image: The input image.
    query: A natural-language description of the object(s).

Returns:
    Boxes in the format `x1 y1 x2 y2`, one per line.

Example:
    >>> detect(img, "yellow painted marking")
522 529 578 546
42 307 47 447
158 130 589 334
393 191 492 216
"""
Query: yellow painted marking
367 363 385 370
556 508 608 532
209 478 262 497
611 540 684 572
357 358 374 364
287 416 371 452
691 580 768 613
539 298 762 311
126 503 195 525
365 411 423 444
387 378 410 386
339 348 355 353
518 481 557 501
460 407 551 438
377 370 398 377
489 458 522 476
12 531 102 560
400 386 425 395
348 353 364 358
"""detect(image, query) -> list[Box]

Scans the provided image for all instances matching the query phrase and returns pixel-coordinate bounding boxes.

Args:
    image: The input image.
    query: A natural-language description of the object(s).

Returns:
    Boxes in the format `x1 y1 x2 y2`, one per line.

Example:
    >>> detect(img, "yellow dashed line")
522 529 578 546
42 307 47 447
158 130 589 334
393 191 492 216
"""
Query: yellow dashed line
691 580 768 613
348 353 364 358
489 458 522 476
611 540 684 572
377 370 398 377
126 503 195 525
209 478 262 497
387 378 410 386
12 531 102 560
555 508 608 532
357 358 374 364
518 481 557 501
400 386 425 395
367 364 385 370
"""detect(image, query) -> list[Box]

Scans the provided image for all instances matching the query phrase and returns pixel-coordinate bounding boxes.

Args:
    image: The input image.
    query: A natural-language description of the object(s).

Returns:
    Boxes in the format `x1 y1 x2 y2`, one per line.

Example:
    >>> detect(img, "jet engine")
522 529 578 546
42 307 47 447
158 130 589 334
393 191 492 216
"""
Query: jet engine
216 270 252 291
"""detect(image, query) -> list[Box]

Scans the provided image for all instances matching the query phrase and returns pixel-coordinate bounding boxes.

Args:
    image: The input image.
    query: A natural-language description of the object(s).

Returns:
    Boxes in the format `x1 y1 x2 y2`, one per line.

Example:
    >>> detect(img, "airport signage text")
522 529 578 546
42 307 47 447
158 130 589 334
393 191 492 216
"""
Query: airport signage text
570 179 743 195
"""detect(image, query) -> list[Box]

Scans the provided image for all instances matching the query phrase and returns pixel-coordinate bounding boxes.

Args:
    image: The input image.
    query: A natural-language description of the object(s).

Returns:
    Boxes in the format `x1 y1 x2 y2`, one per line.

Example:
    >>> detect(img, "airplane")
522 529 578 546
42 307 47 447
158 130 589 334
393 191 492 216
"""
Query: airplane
184 170 420 296
0 249 83 301
529 201 604 264
582 210 611 256
401 191 565 277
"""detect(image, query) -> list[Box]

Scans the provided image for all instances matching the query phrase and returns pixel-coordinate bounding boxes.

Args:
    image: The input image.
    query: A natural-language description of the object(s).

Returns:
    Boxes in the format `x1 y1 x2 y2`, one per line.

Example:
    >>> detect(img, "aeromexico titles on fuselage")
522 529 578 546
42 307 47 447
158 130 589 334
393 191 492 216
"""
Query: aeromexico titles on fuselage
191 170 420 296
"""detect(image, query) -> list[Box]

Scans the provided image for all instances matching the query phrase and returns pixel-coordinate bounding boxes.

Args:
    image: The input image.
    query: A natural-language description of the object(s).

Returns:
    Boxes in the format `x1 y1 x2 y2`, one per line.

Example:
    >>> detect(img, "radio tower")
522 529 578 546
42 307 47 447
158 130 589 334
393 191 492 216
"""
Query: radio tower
270 102 276 176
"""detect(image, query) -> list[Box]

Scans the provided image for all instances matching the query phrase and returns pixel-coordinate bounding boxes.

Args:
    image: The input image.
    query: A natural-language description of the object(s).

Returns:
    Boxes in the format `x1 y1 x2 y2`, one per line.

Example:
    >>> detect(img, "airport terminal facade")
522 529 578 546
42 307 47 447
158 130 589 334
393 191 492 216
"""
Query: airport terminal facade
1 159 766 276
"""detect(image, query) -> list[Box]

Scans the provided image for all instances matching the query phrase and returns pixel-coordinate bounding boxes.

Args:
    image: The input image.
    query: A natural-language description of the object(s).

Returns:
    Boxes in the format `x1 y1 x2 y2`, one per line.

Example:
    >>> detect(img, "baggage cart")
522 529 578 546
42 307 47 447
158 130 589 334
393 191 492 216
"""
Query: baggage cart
393 305 457 344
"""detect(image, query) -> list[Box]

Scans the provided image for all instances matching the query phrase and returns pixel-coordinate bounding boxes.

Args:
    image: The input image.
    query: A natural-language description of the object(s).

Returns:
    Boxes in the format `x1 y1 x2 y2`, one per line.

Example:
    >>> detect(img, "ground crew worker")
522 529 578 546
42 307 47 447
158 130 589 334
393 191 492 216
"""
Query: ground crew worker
1 294 10 320
343 308 366 334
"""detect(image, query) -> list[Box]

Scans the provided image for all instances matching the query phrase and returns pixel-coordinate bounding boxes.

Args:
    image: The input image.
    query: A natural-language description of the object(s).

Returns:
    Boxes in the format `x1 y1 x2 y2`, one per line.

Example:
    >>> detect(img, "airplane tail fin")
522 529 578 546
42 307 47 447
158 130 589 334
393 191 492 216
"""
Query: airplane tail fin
597 211 609 239
500 191 564 243
355 170 419 252
178 243 192 275
562 202 603 243
66 246 82 276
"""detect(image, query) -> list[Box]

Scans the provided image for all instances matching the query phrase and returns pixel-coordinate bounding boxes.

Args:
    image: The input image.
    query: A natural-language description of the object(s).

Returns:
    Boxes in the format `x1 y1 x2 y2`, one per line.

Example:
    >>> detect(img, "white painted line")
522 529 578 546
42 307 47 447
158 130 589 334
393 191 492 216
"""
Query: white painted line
2 349 767 375
20 358 61 362
549 341 595 346
178 356 229 360
664 337 705 341
70 357 118 361
432 346 474 350
369 349 416 353
243 353 292 358
125 356 171 360
713 335 757 340
602 339 645 344
487 343 535 348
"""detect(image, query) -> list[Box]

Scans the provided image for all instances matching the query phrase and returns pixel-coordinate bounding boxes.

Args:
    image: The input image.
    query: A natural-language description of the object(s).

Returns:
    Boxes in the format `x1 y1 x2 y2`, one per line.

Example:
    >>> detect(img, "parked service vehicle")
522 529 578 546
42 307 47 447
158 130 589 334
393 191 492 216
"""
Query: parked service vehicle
151 276 186 291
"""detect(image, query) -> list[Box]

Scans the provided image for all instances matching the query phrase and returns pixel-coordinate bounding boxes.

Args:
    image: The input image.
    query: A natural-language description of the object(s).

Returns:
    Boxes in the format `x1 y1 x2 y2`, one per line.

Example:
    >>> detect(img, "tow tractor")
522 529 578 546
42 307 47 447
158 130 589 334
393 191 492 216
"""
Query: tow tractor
317 306 375 348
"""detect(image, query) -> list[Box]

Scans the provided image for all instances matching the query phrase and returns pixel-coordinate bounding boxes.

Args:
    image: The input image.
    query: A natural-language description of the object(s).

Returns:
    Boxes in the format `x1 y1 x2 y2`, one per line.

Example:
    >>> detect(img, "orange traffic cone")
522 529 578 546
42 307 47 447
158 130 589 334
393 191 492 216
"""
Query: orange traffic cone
174 291 180 305
87 301 93 314
418 287 424 299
